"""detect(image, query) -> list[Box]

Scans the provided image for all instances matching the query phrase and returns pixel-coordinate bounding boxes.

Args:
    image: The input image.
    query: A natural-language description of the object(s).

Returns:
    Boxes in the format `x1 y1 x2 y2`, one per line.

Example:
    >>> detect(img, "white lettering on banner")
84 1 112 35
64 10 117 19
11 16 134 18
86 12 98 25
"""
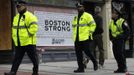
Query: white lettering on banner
34 11 76 46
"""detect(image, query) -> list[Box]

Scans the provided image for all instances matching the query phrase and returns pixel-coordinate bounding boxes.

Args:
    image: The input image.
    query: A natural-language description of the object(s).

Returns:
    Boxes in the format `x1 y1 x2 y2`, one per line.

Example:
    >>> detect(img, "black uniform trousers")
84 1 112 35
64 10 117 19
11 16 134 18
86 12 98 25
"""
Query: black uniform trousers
75 40 97 70
11 45 39 74
92 34 105 65
112 39 127 70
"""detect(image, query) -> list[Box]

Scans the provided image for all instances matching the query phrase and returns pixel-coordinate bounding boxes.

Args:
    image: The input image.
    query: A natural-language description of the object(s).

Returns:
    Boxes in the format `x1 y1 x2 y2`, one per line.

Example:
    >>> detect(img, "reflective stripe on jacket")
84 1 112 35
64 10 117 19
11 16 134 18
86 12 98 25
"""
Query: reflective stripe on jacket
109 18 124 37
72 12 96 41
12 11 38 46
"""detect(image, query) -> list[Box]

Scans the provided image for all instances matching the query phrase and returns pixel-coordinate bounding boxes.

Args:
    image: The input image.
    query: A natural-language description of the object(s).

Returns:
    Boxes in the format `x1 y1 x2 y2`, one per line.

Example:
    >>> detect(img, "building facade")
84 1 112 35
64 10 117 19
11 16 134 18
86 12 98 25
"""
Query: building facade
0 0 133 63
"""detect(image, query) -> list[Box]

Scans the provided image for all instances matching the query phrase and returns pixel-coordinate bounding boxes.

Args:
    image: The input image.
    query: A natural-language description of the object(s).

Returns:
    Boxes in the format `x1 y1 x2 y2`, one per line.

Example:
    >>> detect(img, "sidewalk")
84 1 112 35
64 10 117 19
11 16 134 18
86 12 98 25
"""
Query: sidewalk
0 58 134 75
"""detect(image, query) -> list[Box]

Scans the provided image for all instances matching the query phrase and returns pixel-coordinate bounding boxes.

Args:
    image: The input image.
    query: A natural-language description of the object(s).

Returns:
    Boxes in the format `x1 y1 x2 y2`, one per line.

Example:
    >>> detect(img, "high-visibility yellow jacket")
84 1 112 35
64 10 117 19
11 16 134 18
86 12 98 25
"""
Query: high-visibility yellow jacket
72 12 96 41
109 18 124 37
12 11 38 46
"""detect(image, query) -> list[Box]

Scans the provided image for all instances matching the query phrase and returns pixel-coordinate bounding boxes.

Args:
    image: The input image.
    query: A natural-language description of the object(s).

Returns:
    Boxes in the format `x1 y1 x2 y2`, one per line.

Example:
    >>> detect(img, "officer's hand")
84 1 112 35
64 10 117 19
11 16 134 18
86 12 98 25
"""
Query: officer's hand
116 34 124 39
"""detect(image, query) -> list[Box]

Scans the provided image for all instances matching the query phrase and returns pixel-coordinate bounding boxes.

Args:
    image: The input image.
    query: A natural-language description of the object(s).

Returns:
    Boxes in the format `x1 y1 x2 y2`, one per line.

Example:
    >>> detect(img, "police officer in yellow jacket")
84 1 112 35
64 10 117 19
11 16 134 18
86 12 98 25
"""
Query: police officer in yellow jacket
109 3 130 73
4 1 39 75
72 3 98 73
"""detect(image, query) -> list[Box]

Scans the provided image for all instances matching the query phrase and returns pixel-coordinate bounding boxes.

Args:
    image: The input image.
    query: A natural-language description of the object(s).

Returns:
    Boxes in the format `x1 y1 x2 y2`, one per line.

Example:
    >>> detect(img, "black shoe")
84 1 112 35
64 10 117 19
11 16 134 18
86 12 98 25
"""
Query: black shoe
74 69 84 73
4 72 16 75
32 72 39 75
93 63 98 71
114 69 127 73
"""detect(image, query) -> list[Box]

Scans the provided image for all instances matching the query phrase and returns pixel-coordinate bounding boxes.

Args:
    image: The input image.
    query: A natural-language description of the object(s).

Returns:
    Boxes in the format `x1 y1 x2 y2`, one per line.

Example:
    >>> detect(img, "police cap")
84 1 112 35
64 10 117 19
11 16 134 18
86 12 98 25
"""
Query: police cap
75 3 83 7
112 2 123 15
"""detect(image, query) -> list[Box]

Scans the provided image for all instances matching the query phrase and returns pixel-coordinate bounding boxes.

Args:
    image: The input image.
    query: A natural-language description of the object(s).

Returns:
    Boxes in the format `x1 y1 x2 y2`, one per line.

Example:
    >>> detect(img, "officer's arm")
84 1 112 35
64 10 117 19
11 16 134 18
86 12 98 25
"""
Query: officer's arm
109 29 113 40
98 16 103 33
28 15 38 36
87 14 96 34
109 20 113 40
87 14 96 40
122 21 130 39
95 15 103 33
116 21 130 40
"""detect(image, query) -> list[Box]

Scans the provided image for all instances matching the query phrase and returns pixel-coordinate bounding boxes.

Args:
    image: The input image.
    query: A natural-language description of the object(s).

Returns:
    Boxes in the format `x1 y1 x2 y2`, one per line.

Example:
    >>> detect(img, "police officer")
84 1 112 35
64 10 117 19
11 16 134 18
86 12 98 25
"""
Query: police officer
72 3 98 73
109 3 130 73
4 1 39 75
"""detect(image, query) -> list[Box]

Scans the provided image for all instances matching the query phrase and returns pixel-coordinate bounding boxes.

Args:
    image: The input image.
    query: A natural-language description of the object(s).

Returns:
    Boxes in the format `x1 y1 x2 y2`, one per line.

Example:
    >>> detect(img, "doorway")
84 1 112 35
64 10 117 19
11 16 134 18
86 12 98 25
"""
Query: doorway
0 0 12 50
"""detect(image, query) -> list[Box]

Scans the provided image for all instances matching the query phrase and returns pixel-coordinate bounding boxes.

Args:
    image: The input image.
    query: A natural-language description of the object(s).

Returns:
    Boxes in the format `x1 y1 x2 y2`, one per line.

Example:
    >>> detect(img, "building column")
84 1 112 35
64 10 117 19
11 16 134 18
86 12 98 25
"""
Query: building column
102 0 114 59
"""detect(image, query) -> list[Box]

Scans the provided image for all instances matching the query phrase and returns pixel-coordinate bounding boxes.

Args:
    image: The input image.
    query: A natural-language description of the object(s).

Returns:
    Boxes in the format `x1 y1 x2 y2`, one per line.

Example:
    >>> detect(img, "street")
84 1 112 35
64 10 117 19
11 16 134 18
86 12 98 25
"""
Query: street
0 58 134 75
